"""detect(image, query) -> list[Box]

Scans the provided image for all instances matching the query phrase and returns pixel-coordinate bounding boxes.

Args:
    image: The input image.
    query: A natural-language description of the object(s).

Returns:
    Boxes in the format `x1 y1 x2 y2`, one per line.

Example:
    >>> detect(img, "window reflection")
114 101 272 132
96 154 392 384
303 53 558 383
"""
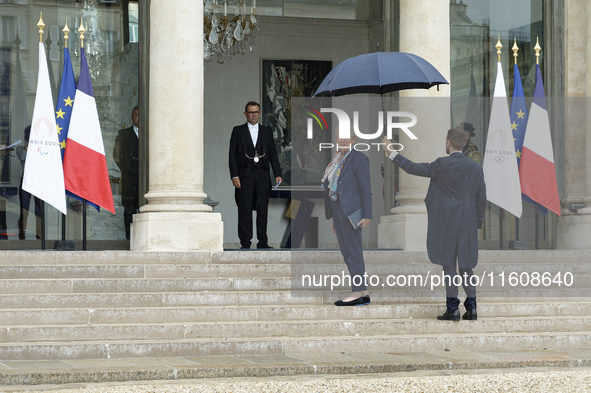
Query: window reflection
0 0 138 247
450 0 546 248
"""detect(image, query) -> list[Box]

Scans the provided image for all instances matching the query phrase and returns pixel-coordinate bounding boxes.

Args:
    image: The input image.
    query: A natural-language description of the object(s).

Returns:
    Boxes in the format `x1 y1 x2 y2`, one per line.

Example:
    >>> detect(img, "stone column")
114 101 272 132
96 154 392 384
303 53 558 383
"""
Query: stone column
558 0 591 248
378 0 451 250
580 2 591 218
132 0 223 251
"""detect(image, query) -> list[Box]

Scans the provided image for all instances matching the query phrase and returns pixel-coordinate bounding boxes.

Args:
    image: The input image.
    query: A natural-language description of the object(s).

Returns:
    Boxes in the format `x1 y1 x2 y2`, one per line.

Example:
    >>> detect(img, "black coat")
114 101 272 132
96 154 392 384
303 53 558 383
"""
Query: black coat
393 151 486 269
228 123 282 180
113 127 139 198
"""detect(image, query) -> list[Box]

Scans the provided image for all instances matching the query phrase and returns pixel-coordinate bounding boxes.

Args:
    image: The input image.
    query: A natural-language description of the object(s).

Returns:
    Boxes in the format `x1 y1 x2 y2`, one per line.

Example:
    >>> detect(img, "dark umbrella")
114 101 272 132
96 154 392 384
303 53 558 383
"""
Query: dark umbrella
312 51 448 216
314 51 448 96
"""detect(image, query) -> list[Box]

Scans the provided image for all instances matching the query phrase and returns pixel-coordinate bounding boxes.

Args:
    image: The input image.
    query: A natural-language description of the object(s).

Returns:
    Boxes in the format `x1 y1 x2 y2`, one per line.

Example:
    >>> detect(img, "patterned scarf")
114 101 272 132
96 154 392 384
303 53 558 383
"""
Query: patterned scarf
321 150 351 201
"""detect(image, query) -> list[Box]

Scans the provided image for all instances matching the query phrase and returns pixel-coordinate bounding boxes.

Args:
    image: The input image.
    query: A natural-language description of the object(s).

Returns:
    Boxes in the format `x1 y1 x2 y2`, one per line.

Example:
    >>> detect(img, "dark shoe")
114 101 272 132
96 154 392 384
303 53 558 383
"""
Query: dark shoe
335 296 368 306
240 247 250 249
437 309 460 321
257 244 273 249
462 308 477 320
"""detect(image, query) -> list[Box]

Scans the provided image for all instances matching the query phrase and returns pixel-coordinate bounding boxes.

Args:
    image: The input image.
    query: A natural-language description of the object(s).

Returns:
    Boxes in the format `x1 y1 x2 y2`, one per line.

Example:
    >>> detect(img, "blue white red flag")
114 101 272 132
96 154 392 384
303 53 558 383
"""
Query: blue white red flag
519 64 561 216
56 46 100 211
63 48 115 213
510 63 547 215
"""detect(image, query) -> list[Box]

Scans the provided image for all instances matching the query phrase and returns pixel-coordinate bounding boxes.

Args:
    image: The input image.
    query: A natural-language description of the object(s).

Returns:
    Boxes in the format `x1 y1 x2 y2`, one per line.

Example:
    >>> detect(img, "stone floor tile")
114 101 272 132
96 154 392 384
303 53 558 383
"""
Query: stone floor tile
183 356 255 365
62 359 137 368
123 357 200 367
384 352 456 364
1 360 72 370
238 354 305 364
288 354 361 363
343 353 406 362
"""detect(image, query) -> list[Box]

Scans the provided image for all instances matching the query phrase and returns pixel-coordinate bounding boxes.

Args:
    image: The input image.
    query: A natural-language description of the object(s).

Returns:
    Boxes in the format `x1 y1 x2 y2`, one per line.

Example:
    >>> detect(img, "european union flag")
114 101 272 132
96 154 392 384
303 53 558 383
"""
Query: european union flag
510 62 547 215
56 47 100 211
56 47 75 160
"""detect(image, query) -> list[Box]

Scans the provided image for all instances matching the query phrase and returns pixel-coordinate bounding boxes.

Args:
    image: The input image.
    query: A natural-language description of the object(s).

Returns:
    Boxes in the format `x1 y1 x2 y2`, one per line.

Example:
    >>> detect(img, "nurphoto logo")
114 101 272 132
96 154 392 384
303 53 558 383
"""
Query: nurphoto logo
305 107 418 151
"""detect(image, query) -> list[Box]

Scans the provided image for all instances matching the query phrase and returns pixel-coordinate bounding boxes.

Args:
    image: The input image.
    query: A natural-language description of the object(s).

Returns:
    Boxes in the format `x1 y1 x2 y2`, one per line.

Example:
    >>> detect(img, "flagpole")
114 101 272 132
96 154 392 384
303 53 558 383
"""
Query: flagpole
512 38 520 244
38 15 46 250
79 21 88 252
534 38 540 250
41 202 45 250
499 207 503 250
61 21 70 244
496 36 503 250
535 203 539 249
83 200 87 250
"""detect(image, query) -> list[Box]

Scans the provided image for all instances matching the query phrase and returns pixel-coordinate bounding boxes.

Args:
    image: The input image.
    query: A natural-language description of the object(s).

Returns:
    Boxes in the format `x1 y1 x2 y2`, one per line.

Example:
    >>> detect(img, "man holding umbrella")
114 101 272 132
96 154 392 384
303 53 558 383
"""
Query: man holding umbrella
382 129 486 321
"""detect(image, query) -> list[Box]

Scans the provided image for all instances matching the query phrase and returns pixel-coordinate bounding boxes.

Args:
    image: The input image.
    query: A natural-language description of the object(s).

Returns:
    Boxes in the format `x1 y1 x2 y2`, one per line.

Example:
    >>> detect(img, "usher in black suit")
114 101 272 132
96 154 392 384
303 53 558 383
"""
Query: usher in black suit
113 126 139 240
229 122 282 249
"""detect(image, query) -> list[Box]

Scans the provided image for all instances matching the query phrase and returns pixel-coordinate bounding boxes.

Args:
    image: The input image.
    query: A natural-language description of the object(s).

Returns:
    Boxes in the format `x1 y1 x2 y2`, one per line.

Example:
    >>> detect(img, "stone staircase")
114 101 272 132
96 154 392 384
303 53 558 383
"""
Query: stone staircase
0 250 590 361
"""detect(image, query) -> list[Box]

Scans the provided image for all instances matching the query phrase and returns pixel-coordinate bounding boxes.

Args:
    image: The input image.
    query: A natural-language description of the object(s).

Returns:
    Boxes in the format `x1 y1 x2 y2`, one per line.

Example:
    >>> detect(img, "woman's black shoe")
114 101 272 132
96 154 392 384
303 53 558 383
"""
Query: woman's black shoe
335 296 370 306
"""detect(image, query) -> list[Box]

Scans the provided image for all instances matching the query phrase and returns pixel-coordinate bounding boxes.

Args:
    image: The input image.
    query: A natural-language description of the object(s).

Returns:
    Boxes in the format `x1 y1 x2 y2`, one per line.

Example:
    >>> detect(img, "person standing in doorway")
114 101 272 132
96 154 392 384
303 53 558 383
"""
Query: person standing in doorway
229 101 282 249
113 106 139 240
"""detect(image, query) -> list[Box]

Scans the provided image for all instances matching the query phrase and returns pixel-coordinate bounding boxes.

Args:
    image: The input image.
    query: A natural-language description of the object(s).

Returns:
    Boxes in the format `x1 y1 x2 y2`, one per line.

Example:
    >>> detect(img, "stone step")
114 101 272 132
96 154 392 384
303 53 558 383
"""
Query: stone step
0 302 590 325
4 316 591 343
0 331 590 360
293 261 591 275
0 291 326 309
0 275 587 295
285 250 591 266
0 264 291 280
1 250 589 266
3 291 588 309
0 277 294 294
1 262 589 280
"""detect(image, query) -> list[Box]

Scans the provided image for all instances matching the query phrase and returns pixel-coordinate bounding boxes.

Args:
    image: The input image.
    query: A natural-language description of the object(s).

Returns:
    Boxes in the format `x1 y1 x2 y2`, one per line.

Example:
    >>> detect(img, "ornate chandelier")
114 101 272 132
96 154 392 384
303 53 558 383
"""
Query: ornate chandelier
204 0 260 64
74 0 105 80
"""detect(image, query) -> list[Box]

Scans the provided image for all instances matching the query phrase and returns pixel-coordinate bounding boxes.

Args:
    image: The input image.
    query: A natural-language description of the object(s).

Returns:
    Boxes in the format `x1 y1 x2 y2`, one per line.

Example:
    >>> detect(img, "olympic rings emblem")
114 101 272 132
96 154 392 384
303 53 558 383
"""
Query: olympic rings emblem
489 156 505 164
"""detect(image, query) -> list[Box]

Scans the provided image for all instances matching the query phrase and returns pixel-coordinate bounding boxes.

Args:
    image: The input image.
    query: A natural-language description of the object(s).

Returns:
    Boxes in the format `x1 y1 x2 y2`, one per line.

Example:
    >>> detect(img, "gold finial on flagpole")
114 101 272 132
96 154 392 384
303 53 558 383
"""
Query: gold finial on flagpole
79 19 86 49
534 36 541 65
495 35 502 62
38 13 45 43
63 20 70 49
512 37 519 65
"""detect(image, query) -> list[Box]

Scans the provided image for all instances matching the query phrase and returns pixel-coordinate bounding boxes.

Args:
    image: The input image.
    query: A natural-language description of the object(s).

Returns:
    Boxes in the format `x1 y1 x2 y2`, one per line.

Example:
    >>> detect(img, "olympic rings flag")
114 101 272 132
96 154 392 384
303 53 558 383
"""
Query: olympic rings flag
22 38 67 215
483 60 523 218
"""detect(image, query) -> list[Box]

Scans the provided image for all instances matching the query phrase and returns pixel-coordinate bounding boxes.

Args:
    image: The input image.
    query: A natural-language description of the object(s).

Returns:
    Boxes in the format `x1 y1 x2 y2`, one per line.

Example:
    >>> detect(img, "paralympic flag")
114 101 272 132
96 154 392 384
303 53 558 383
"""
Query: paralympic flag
483 62 522 218
519 64 561 216
63 48 115 213
510 63 548 215
22 42 67 215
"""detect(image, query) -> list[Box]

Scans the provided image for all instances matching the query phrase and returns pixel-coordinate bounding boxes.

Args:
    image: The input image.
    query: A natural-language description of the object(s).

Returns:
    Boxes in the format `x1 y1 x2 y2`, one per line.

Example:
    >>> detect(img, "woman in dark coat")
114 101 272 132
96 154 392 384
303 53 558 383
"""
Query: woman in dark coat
322 134 372 306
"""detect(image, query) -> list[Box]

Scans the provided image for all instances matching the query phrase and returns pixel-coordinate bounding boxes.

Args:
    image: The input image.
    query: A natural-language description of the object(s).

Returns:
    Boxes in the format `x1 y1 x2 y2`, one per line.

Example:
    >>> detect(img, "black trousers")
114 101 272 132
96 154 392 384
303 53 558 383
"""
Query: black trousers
235 166 271 248
122 195 139 240
442 264 477 311
331 199 367 291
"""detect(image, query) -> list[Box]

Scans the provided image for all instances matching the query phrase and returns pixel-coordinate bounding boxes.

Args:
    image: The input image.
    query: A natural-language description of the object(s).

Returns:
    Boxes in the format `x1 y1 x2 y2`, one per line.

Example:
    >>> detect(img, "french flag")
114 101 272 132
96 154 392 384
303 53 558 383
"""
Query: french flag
63 48 115 214
519 64 561 216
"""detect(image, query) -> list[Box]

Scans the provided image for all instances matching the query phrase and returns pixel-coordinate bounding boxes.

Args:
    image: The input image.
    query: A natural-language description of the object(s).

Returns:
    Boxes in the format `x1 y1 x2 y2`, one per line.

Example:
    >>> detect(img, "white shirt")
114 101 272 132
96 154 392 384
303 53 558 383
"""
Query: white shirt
247 122 259 146
133 125 138 138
